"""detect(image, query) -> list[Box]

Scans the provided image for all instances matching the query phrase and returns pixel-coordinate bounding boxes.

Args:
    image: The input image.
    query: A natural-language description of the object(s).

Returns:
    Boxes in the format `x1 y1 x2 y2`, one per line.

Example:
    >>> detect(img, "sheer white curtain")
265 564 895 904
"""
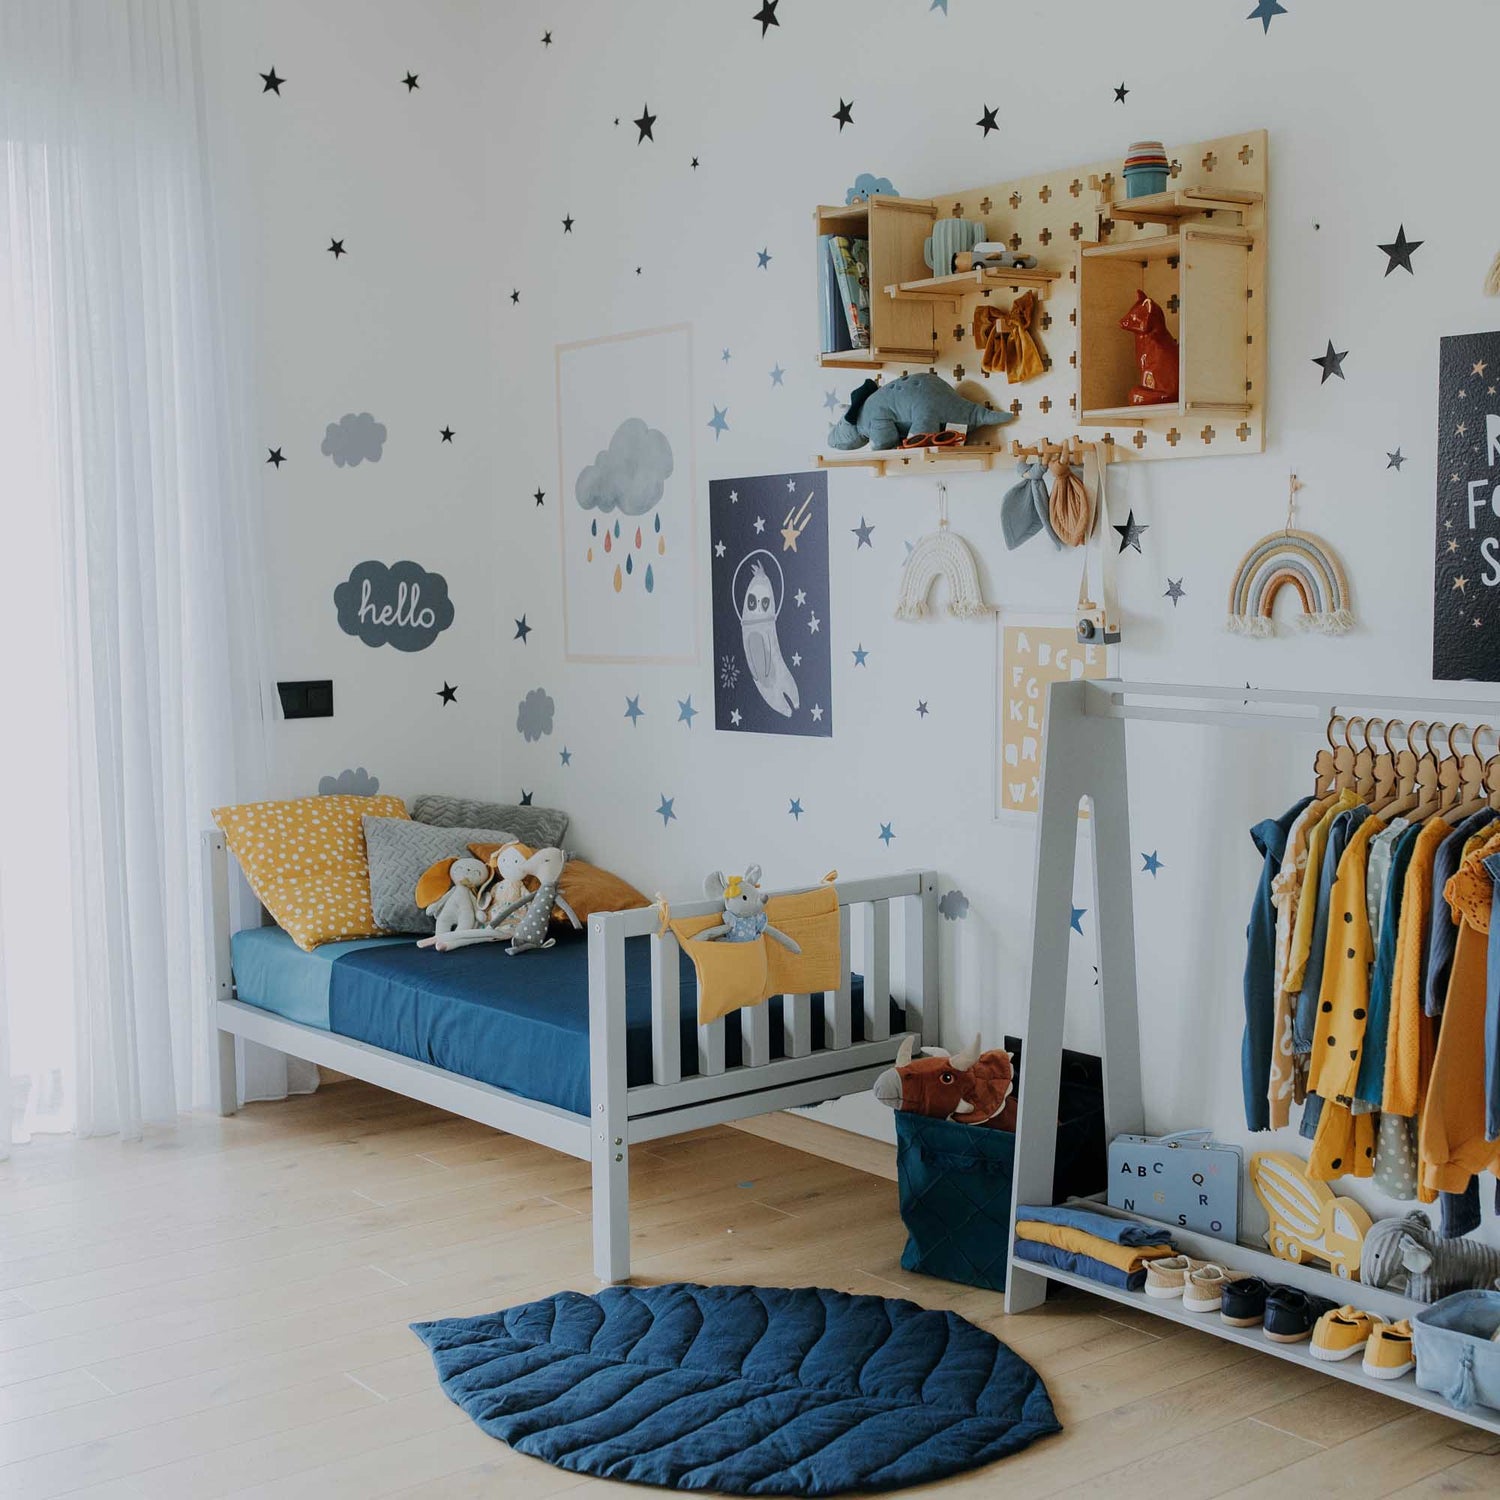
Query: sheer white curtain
0 0 313 1150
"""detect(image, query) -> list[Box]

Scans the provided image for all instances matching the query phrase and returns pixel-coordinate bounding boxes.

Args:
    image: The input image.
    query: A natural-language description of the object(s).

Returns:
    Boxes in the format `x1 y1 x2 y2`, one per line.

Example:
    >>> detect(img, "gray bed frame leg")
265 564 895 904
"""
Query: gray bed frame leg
202 829 239 1117
588 916 630 1282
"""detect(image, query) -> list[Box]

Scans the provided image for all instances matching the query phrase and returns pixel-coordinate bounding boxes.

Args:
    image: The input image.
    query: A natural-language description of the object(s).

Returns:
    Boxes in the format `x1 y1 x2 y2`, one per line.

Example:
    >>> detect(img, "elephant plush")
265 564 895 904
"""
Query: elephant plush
827 373 1013 452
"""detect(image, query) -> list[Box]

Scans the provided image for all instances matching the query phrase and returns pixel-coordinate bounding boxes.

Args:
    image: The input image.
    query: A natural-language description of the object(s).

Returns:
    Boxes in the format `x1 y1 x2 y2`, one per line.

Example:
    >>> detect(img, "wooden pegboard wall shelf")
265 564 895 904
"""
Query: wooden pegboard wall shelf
816 129 1268 464
884 264 1062 310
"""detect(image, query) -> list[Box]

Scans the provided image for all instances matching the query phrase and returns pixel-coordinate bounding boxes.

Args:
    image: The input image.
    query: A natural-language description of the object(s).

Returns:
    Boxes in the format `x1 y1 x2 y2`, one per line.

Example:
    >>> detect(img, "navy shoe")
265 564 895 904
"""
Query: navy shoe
1263 1285 1337 1344
1220 1276 1271 1327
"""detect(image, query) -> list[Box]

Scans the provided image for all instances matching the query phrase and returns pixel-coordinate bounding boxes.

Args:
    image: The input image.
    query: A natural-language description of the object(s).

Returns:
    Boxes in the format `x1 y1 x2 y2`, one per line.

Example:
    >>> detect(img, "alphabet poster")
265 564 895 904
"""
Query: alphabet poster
710 471 832 739
557 324 698 664
1434 328 1500 680
996 615 1107 817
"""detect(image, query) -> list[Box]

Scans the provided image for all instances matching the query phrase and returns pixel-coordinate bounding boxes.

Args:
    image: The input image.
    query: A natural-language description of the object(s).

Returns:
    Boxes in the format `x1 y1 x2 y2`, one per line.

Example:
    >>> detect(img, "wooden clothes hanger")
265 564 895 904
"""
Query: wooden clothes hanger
1376 719 1421 820
1313 710 1339 797
1347 716 1377 800
1410 720 1446 822
1441 722 1490 822
1363 717 1398 813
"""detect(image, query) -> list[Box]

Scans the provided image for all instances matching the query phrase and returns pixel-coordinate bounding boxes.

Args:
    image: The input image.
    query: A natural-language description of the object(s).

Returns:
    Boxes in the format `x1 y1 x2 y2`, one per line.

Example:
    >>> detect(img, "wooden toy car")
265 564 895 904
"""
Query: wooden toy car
1249 1150 1372 1280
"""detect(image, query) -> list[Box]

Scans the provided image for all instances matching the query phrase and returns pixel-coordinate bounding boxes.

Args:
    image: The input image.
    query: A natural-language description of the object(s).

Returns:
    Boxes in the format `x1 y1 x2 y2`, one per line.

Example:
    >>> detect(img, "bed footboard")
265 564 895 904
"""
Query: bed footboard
587 870 938 1282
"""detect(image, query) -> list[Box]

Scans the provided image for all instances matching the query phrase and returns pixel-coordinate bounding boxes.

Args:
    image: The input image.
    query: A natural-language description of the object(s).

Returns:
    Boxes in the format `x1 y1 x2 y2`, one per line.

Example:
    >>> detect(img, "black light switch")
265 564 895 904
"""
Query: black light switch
277 679 334 720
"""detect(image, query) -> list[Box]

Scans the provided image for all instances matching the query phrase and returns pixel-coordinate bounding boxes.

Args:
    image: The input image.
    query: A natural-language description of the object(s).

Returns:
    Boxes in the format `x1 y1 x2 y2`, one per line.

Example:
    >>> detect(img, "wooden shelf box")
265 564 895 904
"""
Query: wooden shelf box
1077 228 1254 425
815 196 938 369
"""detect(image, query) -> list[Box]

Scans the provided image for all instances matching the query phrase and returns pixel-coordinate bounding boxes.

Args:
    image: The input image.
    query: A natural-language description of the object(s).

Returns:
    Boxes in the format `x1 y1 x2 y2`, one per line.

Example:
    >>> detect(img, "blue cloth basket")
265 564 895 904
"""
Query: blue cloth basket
895 1111 1015 1292
1414 1289 1500 1412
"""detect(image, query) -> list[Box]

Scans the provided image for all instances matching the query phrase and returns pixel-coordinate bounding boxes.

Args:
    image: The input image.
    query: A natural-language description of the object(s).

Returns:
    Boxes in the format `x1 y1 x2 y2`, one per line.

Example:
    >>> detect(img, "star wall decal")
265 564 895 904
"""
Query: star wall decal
260 67 284 95
788 798 804 820
1247 0 1287 31
542 31 552 46
770 364 785 386
1378 225 1423 276
708 405 730 439
852 517 875 547
327 238 346 259
833 99 854 131
519 790 533 807
753 1 780 37
439 426 454 442
560 747 572 766
722 348 732 363
1114 83 1129 103
1164 577 1185 605
402 71 420 92
878 822 895 846
976 105 999 137
266 447 285 468
633 105 656 143
757 247 772 268
513 615 531 643
823 389 841 412
1312 340 1348 382
930 0 948 11
437 682 457 705
1141 851 1164 876
624 695 644 725
1387 449 1406 470
1113 509 1149 553
916 700 929 717
852 644 869 666
677 695 698 726
534 488 546 506
691 157 699 169
562 215 575 233
510 289 520 304
1070 905 1086 935
656 794 677 827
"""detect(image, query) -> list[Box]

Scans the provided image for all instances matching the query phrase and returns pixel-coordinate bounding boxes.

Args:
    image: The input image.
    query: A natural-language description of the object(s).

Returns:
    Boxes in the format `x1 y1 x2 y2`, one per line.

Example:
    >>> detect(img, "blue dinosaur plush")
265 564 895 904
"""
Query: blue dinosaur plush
827 373 1013 452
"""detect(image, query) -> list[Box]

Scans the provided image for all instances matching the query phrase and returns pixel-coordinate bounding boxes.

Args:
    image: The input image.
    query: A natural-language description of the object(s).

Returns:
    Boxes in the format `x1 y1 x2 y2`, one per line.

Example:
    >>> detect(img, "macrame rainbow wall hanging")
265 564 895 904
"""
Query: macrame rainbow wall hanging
1226 527 1354 637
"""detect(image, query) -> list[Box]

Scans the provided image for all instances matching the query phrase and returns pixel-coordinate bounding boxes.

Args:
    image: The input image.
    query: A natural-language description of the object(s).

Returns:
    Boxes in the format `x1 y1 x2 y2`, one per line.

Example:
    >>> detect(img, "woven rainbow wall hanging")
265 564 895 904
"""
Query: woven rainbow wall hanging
1226 526 1354 638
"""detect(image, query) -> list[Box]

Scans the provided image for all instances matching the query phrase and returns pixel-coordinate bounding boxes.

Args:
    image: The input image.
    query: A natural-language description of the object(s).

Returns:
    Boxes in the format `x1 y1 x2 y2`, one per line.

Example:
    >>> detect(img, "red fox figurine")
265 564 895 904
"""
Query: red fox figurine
1120 289 1179 406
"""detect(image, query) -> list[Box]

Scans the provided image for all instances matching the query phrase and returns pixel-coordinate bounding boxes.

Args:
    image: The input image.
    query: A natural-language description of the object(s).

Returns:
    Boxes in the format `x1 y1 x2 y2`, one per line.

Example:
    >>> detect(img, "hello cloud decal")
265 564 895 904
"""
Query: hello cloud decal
335 560 454 651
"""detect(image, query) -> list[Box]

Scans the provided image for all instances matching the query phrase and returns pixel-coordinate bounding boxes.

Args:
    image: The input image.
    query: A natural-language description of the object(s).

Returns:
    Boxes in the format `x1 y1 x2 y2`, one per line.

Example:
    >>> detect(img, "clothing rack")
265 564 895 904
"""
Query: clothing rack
1005 678 1500 1433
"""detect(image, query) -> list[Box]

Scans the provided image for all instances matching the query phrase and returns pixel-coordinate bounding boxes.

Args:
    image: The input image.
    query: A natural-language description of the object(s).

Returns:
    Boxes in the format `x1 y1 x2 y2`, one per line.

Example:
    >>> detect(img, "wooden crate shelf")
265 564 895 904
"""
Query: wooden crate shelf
1081 227 1252 264
885 265 1062 309
1079 400 1252 425
1103 185 1262 226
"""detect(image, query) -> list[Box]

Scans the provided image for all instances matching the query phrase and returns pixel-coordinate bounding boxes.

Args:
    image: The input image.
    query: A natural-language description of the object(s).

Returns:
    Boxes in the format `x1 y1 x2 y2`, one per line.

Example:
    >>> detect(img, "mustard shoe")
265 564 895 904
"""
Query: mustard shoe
1311 1305 1377 1362
1362 1319 1414 1379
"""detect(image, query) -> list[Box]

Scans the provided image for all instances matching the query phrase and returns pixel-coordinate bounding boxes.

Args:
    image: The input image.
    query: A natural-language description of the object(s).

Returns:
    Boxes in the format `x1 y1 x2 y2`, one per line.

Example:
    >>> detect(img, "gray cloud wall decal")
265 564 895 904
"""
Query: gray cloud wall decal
334 560 454 651
575 416 674 515
322 412 387 467
516 687 555 741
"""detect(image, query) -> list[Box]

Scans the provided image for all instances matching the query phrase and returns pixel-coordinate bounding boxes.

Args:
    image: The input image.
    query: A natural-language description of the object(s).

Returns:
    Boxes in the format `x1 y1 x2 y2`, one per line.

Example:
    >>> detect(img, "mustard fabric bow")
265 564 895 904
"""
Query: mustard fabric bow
972 290 1045 384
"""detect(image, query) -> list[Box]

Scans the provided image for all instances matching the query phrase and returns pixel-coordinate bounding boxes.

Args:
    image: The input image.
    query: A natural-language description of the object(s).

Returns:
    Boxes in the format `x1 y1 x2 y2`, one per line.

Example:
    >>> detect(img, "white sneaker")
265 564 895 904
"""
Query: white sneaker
1144 1255 1207 1299
1183 1263 1237 1313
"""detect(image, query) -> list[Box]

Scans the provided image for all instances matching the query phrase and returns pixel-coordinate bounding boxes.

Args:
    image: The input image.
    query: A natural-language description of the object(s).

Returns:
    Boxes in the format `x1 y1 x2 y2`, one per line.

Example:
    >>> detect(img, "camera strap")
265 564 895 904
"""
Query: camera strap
1075 443 1120 643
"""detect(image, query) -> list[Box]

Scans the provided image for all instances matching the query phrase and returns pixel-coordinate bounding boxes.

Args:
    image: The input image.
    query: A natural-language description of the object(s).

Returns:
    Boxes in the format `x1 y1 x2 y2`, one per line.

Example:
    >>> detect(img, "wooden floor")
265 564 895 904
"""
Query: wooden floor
1 1082 1496 1498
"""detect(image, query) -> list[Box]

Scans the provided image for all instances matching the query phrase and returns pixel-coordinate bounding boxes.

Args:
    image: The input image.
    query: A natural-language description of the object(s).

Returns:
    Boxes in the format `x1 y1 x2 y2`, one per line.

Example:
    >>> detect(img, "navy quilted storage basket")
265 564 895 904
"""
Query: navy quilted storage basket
895 1111 1014 1291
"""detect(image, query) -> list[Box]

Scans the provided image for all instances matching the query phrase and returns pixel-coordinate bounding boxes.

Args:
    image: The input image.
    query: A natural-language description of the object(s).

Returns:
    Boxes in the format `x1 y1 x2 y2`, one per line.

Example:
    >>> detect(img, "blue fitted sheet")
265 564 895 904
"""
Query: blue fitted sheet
229 925 893 1117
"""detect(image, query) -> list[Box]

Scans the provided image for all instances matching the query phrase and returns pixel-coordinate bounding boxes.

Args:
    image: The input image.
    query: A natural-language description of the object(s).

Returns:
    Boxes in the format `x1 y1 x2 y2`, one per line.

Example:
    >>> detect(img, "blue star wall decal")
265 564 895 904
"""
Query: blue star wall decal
756 247 772 269
1070 905 1087 935
788 798 804 820
1141 851 1164 876
769 364 785 386
930 0 949 12
624 695 644 725
823 389 841 412
878 822 895 846
677 695 698 726
559 747 572 766
852 517 874 548
513 615 532 642
1247 0 1287 31
708 405 730 439
916 700 929 717
722 348 732 363
852 644 869 666
656 794 676 826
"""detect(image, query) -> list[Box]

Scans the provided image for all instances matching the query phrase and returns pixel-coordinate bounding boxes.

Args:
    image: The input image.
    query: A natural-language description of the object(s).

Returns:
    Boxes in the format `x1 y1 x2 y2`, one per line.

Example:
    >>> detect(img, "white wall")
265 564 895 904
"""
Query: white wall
207 0 1500 1247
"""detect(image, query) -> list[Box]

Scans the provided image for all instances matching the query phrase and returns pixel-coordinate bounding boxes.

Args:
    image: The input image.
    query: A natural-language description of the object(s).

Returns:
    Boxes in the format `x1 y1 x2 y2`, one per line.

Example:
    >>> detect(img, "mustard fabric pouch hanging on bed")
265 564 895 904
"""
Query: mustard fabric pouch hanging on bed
667 882 842 1026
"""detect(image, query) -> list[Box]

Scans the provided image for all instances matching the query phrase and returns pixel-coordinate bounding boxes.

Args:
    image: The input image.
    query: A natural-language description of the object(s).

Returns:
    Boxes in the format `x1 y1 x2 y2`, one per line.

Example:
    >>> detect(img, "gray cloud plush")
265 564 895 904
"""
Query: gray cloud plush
318 767 381 797
334 560 454 651
516 687 555 742
321 411 387 467
938 888 970 921
574 417 674 516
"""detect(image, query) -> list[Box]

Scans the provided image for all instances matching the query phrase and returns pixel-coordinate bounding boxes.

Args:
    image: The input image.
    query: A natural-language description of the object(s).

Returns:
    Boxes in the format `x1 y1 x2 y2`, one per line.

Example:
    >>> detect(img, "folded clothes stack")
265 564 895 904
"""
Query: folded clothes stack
1014 1205 1177 1291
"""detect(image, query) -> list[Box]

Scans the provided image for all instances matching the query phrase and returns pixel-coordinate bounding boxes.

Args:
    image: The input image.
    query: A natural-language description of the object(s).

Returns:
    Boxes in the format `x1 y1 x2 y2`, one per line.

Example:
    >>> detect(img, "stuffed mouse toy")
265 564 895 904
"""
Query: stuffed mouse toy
486 846 581 954
694 865 801 951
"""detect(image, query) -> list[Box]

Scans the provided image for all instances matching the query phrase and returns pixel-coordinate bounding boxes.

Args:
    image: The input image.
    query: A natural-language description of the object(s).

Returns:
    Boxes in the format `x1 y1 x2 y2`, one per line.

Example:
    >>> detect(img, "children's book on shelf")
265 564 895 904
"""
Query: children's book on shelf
818 234 852 354
828 236 871 349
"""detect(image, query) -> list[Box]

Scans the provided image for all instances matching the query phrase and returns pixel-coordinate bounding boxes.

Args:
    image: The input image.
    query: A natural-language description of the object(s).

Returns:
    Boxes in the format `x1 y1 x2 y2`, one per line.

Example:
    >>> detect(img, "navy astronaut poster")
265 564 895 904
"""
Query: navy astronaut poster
710 471 833 737
1434 329 1500 680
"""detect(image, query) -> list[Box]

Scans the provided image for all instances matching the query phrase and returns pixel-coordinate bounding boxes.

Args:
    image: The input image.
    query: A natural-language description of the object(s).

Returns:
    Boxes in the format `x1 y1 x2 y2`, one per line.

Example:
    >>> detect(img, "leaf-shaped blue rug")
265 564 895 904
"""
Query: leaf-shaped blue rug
412 1282 1060 1495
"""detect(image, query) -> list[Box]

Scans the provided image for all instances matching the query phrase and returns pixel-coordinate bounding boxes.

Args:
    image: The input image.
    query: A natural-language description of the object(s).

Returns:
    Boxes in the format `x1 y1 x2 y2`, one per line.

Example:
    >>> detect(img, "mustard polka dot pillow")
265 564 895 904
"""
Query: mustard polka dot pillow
212 794 409 950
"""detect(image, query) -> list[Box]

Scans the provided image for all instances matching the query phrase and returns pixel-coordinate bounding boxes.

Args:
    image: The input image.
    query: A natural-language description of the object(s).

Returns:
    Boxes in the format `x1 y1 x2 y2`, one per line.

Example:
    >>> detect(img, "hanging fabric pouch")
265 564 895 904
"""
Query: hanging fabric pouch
1075 443 1121 645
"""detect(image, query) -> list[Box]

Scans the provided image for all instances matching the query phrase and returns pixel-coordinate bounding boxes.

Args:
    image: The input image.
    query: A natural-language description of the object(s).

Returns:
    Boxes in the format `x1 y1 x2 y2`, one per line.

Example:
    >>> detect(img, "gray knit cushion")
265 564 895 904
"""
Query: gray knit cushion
363 816 516 934
411 794 568 851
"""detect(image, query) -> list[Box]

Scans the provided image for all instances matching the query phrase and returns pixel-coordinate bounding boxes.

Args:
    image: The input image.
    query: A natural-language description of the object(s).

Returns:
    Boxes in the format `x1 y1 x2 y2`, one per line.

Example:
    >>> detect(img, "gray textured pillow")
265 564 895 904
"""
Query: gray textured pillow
412 794 569 851
363 816 516 934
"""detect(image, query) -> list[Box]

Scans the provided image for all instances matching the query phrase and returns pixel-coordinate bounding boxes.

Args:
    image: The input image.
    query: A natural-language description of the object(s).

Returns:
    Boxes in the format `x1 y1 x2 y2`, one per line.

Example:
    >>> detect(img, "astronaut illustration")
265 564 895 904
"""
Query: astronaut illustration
739 559 799 717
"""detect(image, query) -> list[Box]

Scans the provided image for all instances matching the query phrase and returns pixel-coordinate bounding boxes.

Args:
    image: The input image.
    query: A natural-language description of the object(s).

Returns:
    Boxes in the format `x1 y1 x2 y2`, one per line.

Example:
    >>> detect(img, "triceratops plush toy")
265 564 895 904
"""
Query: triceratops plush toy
828 372 1012 452
873 1034 1016 1129
694 865 802 952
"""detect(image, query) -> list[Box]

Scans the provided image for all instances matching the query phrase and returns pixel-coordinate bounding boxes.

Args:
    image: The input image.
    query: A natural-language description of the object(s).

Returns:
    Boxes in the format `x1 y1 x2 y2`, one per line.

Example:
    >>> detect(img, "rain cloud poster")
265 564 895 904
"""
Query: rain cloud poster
710 470 832 739
557 325 698 663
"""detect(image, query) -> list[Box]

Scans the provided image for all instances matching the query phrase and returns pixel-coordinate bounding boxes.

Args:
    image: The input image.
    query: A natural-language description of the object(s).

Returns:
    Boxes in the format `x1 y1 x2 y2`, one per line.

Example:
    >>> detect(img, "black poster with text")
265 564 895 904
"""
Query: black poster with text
1434 329 1500 680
